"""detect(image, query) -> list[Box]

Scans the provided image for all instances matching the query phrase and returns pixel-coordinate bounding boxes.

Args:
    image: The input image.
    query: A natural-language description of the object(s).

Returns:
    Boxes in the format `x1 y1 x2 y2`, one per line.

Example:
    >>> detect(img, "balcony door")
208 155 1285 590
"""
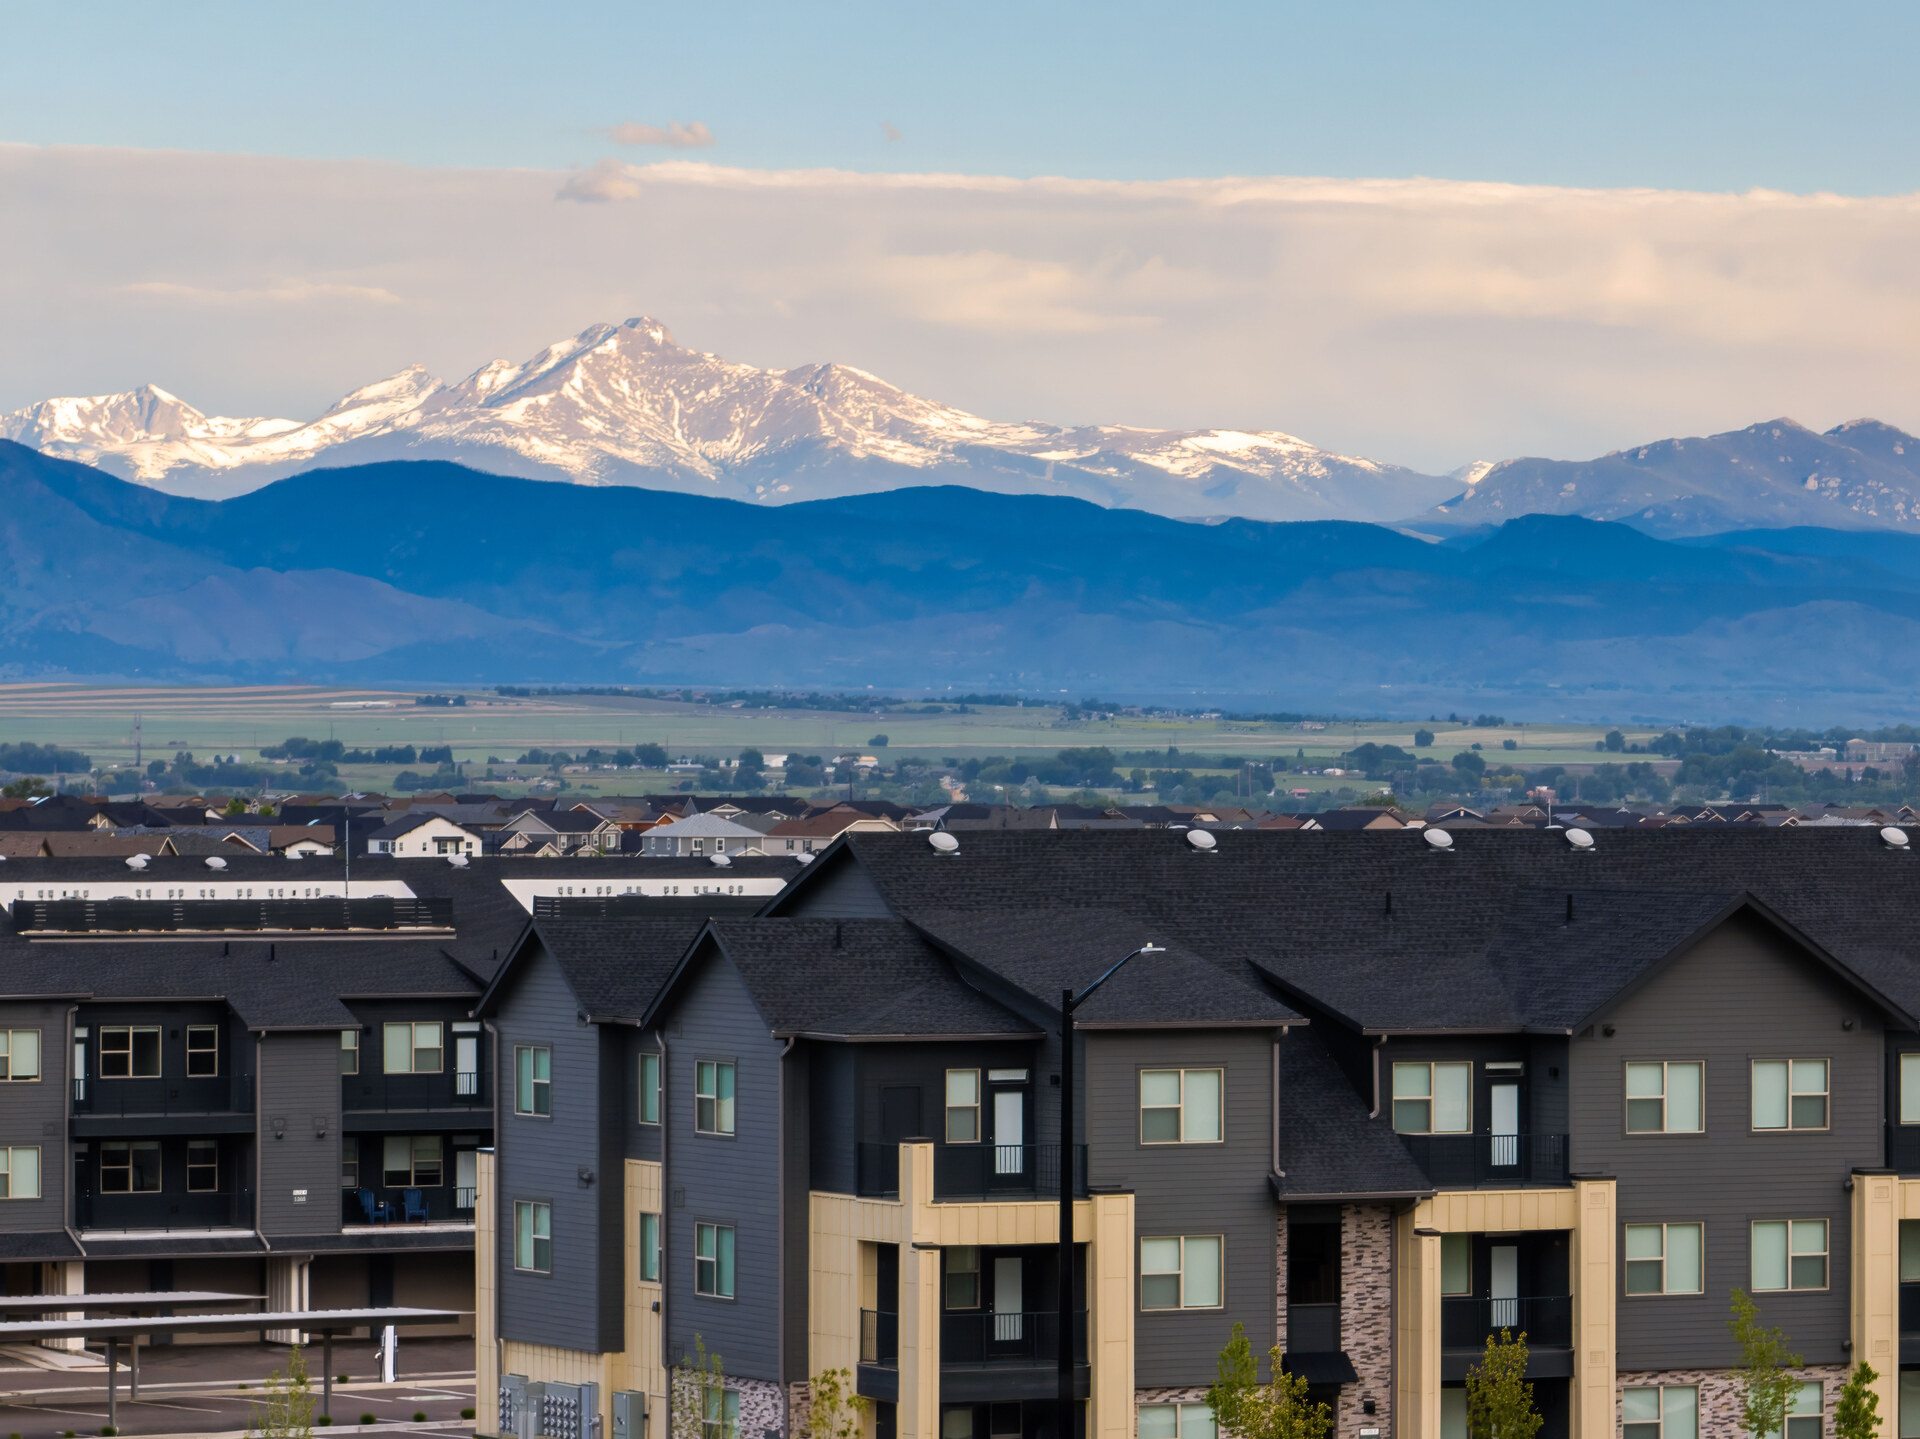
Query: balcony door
992 1089 1024 1177
992 1256 1023 1343
1489 1083 1519 1169
1489 1245 1518 1329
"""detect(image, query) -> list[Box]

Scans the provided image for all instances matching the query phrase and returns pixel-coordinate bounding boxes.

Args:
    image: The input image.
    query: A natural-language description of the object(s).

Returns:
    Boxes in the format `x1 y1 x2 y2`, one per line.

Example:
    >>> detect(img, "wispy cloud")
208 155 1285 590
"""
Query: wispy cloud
555 158 644 202
882 122 902 143
606 121 715 149
119 279 401 305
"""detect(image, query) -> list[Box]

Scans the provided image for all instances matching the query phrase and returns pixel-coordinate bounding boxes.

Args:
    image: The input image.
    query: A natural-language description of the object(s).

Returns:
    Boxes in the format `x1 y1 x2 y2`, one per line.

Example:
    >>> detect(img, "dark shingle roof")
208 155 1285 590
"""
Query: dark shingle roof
1274 1026 1432 1200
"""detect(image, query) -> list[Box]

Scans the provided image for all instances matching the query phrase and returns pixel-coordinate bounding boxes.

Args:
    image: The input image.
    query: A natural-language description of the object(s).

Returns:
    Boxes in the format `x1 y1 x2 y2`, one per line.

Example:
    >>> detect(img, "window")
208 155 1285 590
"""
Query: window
945 1246 980 1308
340 1029 359 1076
1623 1386 1699 1439
100 1140 161 1193
1763 1383 1824 1439
1752 1219 1828 1291
1752 1059 1828 1130
186 1141 218 1192
515 1046 551 1117
1900 1371 1920 1439
383 1022 444 1074
100 1026 161 1079
1904 1219 1920 1283
701 1385 739 1439
0 1147 40 1200
1625 1061 1703 1133
1140 1235 1223 1310
1140 1069 1223 1144
1440 1234 1471 1296
945 1069 980 1142
1139 1404 1217 1439
383 1135 443 1187
1624 1223 1703 1295
185 1025 218 1078
1391 1061 1470 1133
695 1222 736 1298
639 1052 661 1125
514 1200 551 1272
1442 1389 1468 1439
696 1061 735 1135
639 1211 661 1283
342 1139 359 1190
1903 1054 1920 1124
0 1030 41 1082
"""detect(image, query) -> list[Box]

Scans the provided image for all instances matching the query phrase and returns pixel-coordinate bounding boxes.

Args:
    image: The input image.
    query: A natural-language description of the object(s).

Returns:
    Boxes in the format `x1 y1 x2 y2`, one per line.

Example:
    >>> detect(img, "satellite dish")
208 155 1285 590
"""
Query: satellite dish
795 852 814 864
125 853 150 870
1566 828 1595 850
1882 826 1911 849
205 855 228 870
1186 829 1217 851
1424 828 1455 850
928 831 960 854
709 852 733 868
447 853 470 868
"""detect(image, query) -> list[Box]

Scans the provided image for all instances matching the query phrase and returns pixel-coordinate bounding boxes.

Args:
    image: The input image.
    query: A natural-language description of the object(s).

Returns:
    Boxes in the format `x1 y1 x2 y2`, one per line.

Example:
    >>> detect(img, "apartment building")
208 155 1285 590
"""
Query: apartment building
472 824 1920 1439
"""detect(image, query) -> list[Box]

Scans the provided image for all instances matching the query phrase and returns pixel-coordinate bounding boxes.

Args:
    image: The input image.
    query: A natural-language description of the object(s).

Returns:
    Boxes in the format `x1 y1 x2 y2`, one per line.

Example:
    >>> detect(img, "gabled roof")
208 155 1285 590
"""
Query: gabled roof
1273 1026 1432 1201
645 812 768 839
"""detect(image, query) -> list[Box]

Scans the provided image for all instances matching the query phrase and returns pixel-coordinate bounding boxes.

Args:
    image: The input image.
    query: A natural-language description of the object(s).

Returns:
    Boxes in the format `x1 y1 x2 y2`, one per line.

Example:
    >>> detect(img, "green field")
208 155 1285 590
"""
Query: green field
0 683 1669 799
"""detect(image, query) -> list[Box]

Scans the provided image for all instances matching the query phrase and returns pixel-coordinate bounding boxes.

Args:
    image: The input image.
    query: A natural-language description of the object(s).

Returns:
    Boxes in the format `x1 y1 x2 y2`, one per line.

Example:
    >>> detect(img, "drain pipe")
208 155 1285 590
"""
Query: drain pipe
1369 1034 1387 1119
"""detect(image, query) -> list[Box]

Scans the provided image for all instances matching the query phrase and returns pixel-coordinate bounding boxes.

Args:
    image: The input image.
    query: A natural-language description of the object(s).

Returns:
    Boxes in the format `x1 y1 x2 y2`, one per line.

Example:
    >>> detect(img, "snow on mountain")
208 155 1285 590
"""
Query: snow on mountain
1 318 1455 521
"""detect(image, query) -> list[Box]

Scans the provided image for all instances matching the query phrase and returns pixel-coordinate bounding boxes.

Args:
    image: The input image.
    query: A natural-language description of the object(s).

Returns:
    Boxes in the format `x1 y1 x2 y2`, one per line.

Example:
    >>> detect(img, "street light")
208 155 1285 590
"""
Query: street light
1058 942 1164 1436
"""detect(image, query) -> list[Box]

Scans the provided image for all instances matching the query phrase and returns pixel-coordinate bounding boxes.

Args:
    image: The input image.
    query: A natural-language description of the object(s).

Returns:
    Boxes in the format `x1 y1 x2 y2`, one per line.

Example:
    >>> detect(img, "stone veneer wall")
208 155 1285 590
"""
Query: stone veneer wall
673 1371 786 1437
1274 1212 1289 1354
1338 1204 1392 1439
1615 1366 1847 1439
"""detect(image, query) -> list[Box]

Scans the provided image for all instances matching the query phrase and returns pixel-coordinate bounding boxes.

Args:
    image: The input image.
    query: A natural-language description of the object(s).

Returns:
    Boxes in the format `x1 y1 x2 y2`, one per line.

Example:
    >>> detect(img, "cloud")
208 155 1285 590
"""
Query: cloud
882 122 902 143
556 157 644 202
606 121 715 149
119 279 401 306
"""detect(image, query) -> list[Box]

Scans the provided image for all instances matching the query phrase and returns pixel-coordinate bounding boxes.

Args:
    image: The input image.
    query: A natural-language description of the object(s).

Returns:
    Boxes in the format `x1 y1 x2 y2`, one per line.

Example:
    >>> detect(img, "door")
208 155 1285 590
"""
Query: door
455 1150 477 1211
455 1035 479 1097
993 1255 1023 1344
1489 1244 1518 1330
993 1090 1025 1176
1489 1083 1519 1169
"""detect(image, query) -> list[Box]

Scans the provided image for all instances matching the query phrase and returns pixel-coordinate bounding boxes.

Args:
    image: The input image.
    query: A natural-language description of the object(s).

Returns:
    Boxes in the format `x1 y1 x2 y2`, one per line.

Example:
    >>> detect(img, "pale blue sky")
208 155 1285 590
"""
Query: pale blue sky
5 0 1918 193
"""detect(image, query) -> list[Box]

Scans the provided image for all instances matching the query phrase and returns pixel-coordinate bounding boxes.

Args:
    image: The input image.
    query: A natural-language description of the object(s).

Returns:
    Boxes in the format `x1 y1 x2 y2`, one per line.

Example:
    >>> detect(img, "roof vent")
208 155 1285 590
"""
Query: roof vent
1883 826 1911 849
125 853 150 870
1423 827 1455 851
1186 829 1217 851
447 853 470 868
205 855 228 870
928 831 960 854
709 852 733 868
1565 828 1595 850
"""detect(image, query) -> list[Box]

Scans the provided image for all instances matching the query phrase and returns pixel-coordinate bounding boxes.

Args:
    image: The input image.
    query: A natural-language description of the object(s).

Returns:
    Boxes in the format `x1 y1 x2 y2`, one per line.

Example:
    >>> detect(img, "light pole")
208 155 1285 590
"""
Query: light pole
1058 943 1163 1437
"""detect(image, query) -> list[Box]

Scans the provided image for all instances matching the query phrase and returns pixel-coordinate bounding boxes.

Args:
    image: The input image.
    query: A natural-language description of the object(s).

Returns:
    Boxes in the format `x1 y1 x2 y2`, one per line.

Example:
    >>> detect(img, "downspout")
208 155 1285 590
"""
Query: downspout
63 1004 83 1260
777 1035 795 1435
1369 1034 1387 1119
485 1018 502 1393
1271 1029 1283 1175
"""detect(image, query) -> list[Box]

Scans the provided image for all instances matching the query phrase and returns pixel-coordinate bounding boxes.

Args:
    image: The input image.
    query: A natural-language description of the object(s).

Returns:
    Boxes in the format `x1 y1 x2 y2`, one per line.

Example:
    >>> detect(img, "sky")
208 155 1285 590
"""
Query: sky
4 0 1920 472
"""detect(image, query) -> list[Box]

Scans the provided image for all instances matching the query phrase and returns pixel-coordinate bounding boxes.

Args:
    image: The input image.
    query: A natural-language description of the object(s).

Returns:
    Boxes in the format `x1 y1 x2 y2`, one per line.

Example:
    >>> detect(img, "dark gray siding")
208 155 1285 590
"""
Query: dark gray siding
596 1027 628 1347
622 1031 664 1164
0 1002 67 1232
662 950 782 1380
808 1043 856 1193
257 1032 343 1235
1086 1028 1278 1386
494 943 617 1354
1571 910 1883 1368
779 853 893 919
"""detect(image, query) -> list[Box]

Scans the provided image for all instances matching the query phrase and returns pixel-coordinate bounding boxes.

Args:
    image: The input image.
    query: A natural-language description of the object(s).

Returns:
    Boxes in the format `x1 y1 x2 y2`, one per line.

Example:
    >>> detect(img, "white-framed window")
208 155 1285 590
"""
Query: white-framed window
1762 1382 1823 1439
186 1141 218 1192
701 1384 739 1439
695 1221 736 1298
1625 1061 1703 1133
1623 1385 1700 1439
100 1026 161 1079
1752 1219 1828 1291
515 1046 551 1117
639 1211 661 1283
1441 1233 1471 1296
639 1052 661 1125
342 1139 359 1191
1624 1222 1703 1295
944 1245 979 1308
1140 1068 1223 1144
1140 1235 1223 1310
1139 1403 1217 1439
382 1135 443 1187
0 1146 41 1200
1442 1389 1468 1439
1752 1059 1828 1130
1903 1219 1920 1283
514 1200 551 1272
1902 1053 1920 1125
100 1140 161 1193
696 1060 735 1135
383 1022 444 1074
0 1030 41 1082
945 1069 980 1142
1898 1371 1920 1439
185 1025 218 1078
1391 1061 1471 1133
340 1029 360 1076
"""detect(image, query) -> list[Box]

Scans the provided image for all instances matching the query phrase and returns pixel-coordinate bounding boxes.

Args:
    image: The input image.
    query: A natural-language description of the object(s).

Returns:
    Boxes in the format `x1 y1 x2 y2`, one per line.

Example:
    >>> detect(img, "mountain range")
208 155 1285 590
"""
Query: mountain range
9 439 1920 721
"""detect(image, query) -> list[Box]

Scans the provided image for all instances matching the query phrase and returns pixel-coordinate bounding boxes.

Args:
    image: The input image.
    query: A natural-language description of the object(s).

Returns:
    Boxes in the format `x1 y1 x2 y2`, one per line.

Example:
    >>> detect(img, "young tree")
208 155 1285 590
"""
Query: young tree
246 1342 316 1438
672 1334 727 1439
1835 1362 1882 1439
804 1367 871 1439
1465 1329 1542 1439
1205 1321 1333 1439
1729 1288 1803 1439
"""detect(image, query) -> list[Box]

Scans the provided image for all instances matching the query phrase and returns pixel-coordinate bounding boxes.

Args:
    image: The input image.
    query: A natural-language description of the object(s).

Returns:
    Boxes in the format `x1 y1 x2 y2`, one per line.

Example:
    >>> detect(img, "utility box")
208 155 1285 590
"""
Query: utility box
612 1390 647 1439
499 1375 544 1439
540 1380 600 1439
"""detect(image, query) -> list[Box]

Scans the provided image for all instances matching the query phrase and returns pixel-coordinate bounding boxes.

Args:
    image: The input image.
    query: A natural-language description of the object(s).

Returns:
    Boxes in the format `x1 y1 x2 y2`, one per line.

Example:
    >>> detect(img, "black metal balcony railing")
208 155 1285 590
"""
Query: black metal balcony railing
455 1186 477 1211
860 1308 899 1365
341 1073 490 1113
343 1184 474 1226
73 1075 254 1118
1286 1302 1339 1353
16 896 453 934
856 1142 900 1198
940 1310 1087 1366
1396 1133 1569 1187
1901 1282 1920 1333
932 1144 1088 1201
455 1070 481 1098
1441 1295 1573 1349
76 1187 253 1231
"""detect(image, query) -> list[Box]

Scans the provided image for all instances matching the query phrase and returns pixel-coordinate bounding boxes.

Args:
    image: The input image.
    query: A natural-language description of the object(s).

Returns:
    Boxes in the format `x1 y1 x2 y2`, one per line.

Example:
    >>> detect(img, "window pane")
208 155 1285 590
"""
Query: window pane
10 1031 38 1081
1788 1384 1822 1417
1141 1274 1180 1309
1392 1063 1430 1099
640 1054 660 1124
1665 1224 1702 1294
132 1143 161 1191
1792 1059 1828 1095
516 1049 533 1113
1664 1387 1700 1439
131 1029 160 1077
1433 1063 1471 1132
1667 1063 1703 1132
1902 1220 1920 1283
1183 1071 1222 1143
1624 1260 1665 1295
1899 1370 1920 1439
946 1070 978 1106
1622 1391 1661 1425
1140 1071 1181 1108
1392 1098 1431 1133
1625 1063 1666 1098
717 1063 734 1102
1183 1237 1221 1307
1752 1221 1789 1290
1141 1237 1181 1274
1626 1098 1666 1133
1624 1224 1666 1261
717 1225 735 1296
1792 1218 1828 1256
9 1148 37 1200
1139 1409 1178 1439
1790 1094 1827 1129
1753 1061 1789 1129
1182 1407 1217 1439
1902 1055 1920 1125
1441 1234 1470 1296
1141 1107 1180 1143
515 1204 532 1267
385 1024 411 1074
384 1136 410 1185
534 1048 551 1082
1442 1390 1470 1439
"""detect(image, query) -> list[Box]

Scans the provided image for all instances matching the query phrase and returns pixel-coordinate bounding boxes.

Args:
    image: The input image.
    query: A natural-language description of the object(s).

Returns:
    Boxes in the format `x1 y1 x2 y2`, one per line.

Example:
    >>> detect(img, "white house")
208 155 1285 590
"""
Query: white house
364 813 480 857
639 811 769 858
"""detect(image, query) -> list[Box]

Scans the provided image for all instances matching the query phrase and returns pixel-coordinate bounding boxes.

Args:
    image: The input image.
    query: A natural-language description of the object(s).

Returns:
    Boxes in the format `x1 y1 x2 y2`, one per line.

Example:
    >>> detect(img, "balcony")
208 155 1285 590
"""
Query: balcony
72 1075 255 1135
16 896 453 935
860 1308 899 1365
341 1072 491 1126
1442 1295 1573 1350
932 1144 1087 1201
342 1184 476 1227
1397 1133 1568 1188
76 1186 253 1231
940 1309 1086 1366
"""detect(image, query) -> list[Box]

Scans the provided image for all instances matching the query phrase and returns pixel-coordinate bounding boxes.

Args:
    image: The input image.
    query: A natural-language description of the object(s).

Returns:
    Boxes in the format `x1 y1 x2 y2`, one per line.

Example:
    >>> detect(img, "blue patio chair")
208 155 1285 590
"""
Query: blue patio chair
401 1188 430 1223
357 1187 392 1224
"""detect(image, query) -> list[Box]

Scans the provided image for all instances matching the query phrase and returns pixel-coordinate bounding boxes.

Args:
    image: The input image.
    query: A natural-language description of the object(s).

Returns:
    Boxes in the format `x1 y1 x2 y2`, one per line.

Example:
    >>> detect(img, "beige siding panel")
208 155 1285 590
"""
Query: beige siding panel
1856 1175 1900 1423
1573 1178 1616 1439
